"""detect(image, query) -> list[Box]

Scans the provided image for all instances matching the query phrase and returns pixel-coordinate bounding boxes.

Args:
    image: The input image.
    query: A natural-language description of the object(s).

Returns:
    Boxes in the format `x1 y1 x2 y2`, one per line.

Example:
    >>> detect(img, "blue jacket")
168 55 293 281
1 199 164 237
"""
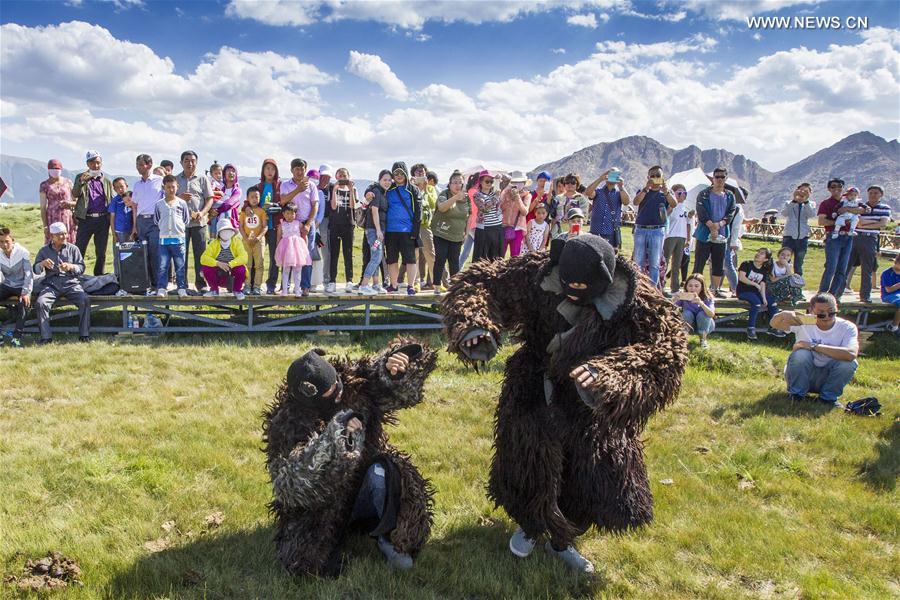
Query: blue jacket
693 187 736 242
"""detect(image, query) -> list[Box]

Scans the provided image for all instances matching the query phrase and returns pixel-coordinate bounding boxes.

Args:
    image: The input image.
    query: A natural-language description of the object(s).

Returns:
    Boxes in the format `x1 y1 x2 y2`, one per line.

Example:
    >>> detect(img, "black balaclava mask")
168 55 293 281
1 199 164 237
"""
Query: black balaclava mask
557 234 616 306
286 349 342 416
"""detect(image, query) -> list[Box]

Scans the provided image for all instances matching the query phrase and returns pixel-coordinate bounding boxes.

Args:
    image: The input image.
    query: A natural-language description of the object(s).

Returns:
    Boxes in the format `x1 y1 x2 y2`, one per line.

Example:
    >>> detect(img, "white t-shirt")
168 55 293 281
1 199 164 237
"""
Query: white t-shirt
790 318 859 368
665 202 690 239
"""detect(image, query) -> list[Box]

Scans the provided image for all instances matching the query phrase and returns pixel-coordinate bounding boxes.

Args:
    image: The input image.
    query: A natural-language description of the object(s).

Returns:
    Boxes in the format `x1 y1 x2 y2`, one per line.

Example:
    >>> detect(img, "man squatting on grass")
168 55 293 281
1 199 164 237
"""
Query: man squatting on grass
769 292 859 407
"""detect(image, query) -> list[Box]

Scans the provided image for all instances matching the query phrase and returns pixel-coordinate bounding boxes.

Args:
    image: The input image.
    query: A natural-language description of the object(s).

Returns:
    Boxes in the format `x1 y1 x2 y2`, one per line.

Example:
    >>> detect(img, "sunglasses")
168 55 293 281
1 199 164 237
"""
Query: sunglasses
483 179 494 184
675 191 687 196
814 311 837 319
714 175 726 180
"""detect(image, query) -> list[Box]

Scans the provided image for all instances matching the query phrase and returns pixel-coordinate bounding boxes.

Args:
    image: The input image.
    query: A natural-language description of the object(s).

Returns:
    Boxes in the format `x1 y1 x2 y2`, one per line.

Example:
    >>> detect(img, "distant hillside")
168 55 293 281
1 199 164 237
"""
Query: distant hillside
754 131 900 212
529 131 899 216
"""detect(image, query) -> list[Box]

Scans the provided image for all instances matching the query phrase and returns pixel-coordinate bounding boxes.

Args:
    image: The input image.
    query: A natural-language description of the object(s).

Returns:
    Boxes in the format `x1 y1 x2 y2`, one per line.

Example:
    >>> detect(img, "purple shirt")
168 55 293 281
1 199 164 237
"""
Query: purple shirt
279 179 318 222
676 297 714 317
87 178 107 213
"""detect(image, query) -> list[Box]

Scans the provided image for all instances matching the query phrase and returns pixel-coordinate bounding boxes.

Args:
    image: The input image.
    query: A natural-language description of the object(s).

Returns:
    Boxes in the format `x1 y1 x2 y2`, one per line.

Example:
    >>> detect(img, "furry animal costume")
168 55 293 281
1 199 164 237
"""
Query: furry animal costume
262 338 437 576
441 235 688 549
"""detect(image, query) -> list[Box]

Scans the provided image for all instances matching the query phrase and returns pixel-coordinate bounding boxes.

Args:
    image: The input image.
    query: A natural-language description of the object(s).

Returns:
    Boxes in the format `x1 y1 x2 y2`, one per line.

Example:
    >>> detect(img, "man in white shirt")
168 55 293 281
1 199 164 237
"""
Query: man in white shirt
770 293 858 406
132 154 164 293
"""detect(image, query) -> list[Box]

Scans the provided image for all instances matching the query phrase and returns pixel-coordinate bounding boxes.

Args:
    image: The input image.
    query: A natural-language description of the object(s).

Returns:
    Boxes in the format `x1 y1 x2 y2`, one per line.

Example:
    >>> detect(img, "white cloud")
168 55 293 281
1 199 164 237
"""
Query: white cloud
752 32 762 41
1 18 897 184
226 0 628 30
552 48 567 54
346 51 409 100
567 13 598 28
673 0 821 22
598 12 611 22
0 21 335 113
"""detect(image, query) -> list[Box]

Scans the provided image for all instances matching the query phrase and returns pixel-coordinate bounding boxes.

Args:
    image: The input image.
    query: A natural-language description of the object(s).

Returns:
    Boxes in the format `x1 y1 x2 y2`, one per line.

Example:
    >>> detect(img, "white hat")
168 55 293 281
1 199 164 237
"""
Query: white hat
217 217 236 233
318 164 333 177
508 170 533 186
85 150 101 162
49 222 67 234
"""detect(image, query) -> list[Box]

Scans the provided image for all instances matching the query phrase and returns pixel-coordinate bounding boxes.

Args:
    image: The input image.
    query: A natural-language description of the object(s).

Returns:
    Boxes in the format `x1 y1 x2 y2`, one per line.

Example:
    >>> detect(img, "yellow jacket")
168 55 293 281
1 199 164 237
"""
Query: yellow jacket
200 238 248 268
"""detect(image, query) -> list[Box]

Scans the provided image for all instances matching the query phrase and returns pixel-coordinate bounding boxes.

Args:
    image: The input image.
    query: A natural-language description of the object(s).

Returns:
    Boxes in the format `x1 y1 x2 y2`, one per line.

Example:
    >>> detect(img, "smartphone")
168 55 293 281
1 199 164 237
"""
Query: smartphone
570 223 581 236
651 177 663 186
338 179 351 186
797 313 818 325
413 176 426 186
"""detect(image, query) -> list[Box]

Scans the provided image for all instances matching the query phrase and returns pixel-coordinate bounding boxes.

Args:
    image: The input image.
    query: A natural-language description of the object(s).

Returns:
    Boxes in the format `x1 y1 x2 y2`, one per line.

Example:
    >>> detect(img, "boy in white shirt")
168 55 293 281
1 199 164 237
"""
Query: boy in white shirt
769 292 858 406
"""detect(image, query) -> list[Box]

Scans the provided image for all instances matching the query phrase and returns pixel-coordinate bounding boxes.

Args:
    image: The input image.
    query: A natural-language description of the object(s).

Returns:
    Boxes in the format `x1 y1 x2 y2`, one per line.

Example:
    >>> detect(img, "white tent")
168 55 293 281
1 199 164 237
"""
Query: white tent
667 168 747 211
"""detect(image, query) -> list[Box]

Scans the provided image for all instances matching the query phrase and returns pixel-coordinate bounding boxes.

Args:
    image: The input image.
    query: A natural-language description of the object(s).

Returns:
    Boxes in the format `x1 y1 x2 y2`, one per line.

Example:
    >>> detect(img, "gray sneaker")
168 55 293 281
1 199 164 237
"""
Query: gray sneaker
544 542 595 573
377 536 413 570
509 527 536 558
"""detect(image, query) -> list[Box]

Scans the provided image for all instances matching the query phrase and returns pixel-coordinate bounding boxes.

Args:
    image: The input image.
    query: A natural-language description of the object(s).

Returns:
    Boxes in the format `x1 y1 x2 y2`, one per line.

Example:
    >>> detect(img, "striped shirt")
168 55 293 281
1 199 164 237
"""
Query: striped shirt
474 191 503 227
858 201 892 234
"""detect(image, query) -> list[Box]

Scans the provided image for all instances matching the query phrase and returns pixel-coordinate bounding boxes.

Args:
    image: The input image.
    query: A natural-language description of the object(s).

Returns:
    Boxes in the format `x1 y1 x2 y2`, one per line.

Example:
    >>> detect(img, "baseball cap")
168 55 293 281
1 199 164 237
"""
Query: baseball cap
85 150 101 162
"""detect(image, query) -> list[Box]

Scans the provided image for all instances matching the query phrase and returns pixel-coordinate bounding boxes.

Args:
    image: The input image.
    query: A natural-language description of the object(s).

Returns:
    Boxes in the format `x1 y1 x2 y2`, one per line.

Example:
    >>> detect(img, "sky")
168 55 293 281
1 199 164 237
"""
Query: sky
1 0 898 180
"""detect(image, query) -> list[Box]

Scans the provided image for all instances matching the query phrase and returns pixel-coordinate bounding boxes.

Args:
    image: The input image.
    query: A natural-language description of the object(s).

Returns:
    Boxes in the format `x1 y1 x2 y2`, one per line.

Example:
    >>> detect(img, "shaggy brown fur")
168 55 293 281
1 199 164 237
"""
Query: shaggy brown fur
262 337 438 576
442 251 688 547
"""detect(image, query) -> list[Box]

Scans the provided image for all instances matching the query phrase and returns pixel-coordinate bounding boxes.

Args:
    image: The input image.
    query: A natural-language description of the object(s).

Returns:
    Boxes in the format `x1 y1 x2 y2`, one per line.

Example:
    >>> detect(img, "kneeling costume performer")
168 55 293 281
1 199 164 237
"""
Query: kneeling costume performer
263 338 438 576
442 234 688 572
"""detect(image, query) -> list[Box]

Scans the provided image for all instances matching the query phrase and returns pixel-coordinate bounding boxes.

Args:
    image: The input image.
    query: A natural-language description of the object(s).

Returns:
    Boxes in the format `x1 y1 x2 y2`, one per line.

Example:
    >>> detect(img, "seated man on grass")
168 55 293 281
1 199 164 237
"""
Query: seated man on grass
769 292 858 407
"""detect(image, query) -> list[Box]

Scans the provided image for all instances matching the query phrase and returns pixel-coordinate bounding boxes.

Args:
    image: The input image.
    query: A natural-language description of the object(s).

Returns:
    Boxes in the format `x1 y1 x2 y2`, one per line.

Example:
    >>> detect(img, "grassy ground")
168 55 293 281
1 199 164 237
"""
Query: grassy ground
0 333 897 599
0 205 898 599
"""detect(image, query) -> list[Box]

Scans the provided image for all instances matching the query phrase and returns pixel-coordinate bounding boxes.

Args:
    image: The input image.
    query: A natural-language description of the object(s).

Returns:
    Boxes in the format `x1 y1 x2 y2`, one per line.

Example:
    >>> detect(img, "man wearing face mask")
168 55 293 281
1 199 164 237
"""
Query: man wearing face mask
72 150 115 275
199 219 249 300
442 234 687 573
263 339 438 576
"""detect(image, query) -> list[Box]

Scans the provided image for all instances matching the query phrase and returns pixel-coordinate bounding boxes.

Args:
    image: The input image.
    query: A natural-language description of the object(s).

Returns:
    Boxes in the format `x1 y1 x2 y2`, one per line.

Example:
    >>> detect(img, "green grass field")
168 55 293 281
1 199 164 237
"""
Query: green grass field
0 205 898 599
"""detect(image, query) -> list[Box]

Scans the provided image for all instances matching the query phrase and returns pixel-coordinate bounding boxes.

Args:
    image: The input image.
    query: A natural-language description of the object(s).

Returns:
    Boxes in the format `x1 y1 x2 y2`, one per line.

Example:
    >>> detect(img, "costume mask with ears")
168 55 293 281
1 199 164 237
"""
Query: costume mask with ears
286 349 344 415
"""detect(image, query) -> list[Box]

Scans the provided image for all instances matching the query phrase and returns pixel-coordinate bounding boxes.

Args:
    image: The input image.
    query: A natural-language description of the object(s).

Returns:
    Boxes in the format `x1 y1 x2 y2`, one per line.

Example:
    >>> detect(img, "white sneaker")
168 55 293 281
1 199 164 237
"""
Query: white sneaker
235 291 245 300
346 283 359 292
325 283 337 294
373 284 386 294
115 289 129 297
509 528 536 558
145 288 155 296
177 288 188 298
544 542 595 573
203 290 219 297
156 289 167 297
358 285 377 296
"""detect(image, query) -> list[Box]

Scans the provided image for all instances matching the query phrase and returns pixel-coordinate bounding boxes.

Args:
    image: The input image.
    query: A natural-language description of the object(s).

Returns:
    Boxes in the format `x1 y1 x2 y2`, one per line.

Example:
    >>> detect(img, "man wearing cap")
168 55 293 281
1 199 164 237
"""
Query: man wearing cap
528 171 553 221
818 178 866 296
72 150 114 275
33 222 91 343
175 150 215 293
132 154 164 294
585 168 630 250
635 166 677 286
845 185 891 302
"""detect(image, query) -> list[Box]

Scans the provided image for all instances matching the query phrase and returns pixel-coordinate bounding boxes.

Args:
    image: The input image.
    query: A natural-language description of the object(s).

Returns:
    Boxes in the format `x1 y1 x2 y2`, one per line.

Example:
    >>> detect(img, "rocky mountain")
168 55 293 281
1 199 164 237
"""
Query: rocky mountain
753 131 900 212
529 132 899 215
528 135 775 213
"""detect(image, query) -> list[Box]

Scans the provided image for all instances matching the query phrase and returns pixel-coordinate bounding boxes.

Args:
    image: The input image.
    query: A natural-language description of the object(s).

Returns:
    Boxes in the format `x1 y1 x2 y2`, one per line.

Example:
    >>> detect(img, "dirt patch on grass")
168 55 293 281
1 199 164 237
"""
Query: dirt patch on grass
3 551 83 591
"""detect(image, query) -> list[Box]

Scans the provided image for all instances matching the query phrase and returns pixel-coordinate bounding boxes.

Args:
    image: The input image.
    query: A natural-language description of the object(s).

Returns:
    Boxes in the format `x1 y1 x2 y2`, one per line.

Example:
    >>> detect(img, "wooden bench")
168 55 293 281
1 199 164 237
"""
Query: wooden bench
1 293 894 336
0 293 444 334
708 297 895 333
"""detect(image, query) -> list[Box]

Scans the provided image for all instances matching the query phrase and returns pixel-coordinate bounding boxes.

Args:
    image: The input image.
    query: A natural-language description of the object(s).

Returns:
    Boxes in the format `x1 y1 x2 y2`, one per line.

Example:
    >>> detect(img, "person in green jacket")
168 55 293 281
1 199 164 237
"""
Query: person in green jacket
71 150 115 275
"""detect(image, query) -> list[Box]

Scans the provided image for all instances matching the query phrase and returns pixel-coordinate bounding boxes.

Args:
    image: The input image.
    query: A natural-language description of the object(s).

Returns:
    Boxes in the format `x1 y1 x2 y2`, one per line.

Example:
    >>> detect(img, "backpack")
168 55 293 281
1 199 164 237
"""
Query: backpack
844 397 881 416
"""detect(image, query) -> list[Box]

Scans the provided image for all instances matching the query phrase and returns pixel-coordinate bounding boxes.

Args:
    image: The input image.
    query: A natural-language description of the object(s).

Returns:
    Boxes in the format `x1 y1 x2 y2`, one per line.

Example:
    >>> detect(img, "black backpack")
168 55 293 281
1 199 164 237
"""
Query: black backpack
845 397 881 416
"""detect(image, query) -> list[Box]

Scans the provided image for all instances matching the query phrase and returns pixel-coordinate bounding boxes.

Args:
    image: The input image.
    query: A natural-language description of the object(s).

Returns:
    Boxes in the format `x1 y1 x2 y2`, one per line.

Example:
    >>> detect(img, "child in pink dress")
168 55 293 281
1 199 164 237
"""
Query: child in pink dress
275 203 311 295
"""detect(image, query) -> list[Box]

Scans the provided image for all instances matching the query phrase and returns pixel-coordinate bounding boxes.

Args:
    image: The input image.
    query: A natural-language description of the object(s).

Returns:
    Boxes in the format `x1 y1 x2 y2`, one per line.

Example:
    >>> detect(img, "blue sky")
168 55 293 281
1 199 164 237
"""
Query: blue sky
1 0 898 178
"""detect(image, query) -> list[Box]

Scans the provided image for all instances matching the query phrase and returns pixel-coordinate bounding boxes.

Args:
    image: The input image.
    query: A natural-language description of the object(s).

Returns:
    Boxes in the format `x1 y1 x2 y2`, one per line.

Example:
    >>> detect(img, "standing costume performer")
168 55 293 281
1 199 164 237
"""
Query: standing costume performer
263 339 437 576
441 234 688 572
